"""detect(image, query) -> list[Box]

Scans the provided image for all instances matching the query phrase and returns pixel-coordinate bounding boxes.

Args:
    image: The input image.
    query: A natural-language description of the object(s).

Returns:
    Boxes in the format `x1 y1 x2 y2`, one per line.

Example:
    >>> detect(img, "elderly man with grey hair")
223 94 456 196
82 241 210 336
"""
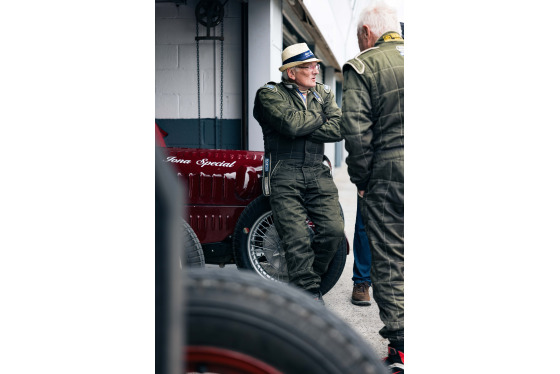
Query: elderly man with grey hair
253 43 345 304
340 0 405 372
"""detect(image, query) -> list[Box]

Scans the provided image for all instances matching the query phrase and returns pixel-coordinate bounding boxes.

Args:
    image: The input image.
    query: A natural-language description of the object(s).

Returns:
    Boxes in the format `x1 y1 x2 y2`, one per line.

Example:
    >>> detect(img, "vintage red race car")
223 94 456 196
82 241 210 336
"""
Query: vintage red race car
156 124 348 295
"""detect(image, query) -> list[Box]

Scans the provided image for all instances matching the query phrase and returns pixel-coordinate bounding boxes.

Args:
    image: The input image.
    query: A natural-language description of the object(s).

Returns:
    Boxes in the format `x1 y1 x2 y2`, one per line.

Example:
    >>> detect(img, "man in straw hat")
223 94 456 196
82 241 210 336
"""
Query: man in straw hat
253 43 344 304
341 0 404 372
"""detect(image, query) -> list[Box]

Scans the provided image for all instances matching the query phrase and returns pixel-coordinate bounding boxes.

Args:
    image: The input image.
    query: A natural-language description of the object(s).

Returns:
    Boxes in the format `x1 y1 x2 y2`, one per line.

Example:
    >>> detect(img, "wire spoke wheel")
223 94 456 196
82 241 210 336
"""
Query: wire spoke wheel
246 212 317 283
247 211 288 282
233 196 346 294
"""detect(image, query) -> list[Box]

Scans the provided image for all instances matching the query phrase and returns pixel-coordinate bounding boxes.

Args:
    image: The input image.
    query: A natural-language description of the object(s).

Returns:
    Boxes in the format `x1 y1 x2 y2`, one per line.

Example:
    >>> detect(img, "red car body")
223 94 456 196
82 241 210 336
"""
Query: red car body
164 147 263 244
157 124 263 264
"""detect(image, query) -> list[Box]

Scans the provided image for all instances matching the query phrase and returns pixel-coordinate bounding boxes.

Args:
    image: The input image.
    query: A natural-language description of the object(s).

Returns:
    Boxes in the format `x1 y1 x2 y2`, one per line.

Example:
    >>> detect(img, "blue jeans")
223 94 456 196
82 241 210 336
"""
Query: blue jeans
352 200 372 285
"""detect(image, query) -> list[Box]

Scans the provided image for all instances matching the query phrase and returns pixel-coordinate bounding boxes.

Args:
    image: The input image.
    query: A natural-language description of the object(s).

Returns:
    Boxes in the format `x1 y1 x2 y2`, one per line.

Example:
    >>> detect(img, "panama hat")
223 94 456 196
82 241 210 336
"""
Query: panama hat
279 42 321 72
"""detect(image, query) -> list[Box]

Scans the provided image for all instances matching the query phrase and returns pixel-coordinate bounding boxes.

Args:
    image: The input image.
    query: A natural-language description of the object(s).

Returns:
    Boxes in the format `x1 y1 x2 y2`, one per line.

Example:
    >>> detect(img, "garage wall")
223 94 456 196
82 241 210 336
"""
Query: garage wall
247 0 283 152
155 2 243 149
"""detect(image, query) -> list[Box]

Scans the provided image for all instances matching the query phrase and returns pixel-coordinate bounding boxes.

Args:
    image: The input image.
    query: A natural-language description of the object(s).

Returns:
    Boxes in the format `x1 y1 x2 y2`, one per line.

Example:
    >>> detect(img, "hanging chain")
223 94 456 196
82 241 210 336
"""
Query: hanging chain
219 20 224 148
195 2 226 148
196 22 202 145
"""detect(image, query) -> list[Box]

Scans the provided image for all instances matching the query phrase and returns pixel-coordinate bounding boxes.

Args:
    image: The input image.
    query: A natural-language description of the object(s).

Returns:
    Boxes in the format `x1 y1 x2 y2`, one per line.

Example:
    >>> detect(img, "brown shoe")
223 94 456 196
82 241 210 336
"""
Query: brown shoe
351 282 371 306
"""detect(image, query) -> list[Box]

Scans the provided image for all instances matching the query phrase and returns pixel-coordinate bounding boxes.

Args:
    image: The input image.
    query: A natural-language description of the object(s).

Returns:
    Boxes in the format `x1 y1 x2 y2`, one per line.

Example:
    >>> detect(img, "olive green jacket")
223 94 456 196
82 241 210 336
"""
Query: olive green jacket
253 80 342 167
341 31 404 190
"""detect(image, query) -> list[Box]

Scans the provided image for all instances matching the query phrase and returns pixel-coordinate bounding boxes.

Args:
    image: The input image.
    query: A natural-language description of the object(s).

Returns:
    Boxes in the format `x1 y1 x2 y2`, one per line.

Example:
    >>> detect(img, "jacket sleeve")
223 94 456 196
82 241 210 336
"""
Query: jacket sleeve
341 66 374 190
306 88 343 143
254 87 325 138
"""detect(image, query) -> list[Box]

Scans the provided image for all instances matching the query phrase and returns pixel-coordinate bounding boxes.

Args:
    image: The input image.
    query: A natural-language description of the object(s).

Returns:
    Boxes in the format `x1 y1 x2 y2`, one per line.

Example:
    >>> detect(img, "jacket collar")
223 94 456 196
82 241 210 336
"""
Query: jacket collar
281 81 322 103
374 31 403 47
353 31 402 59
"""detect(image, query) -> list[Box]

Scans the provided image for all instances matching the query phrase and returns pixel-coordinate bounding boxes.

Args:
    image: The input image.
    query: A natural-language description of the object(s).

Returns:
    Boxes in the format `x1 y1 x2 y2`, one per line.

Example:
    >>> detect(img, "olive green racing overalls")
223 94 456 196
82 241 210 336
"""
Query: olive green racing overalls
254 81 345 292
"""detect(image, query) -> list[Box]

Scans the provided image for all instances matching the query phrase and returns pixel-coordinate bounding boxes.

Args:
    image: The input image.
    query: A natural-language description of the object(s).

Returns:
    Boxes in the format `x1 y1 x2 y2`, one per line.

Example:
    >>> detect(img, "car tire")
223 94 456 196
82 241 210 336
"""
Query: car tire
232 195 346 295
184 269 386 374
181 219 205 268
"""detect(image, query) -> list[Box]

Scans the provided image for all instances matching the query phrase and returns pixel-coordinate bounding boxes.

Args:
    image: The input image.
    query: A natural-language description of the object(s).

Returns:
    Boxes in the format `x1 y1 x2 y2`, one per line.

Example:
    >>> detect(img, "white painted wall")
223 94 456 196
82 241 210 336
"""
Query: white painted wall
155 2 243 120
247 0 283 152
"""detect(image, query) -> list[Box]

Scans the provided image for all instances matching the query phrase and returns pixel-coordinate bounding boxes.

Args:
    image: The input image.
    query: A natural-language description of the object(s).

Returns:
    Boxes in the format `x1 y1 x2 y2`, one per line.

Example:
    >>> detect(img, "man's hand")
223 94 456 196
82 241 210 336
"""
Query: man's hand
358 190 365 197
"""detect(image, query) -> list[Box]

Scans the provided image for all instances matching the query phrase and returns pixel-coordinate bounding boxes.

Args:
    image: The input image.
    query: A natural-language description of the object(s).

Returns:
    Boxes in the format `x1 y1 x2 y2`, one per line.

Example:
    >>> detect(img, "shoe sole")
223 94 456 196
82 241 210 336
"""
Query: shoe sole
351 299 371 306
